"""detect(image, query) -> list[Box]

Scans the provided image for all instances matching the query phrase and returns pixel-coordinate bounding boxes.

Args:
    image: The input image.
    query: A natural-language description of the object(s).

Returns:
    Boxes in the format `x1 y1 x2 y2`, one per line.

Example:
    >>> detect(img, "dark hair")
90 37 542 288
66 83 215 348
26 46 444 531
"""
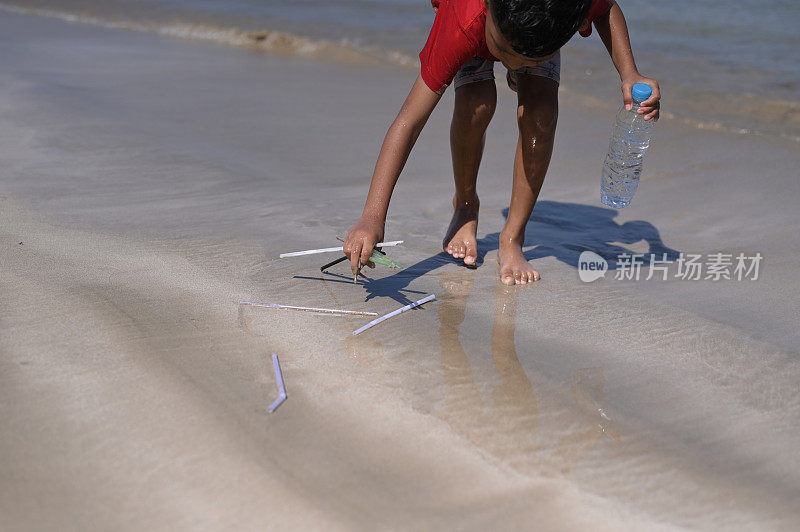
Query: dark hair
490 0 593 58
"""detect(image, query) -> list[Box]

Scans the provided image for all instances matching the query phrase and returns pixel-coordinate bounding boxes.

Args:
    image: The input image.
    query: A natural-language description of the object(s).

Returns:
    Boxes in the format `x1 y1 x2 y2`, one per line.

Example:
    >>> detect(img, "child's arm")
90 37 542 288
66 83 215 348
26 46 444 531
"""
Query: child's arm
593 1 661 121
343 75 442 273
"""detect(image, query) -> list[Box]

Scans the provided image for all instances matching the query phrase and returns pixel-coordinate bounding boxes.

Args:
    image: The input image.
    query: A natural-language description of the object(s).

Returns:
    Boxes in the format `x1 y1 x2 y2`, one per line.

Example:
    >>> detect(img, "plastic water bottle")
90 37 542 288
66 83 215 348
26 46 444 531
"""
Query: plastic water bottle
600 82 654 208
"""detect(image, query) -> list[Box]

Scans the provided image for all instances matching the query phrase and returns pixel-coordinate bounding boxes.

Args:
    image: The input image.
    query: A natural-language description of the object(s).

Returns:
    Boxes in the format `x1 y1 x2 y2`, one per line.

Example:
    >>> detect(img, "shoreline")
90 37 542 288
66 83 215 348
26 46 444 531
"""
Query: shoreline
1 1 799 144
2 9 800 529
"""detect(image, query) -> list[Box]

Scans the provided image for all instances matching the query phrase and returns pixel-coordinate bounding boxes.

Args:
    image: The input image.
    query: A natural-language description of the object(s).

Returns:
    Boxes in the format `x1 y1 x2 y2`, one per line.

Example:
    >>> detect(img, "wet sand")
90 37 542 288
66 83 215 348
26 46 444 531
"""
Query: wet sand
1 10 800 530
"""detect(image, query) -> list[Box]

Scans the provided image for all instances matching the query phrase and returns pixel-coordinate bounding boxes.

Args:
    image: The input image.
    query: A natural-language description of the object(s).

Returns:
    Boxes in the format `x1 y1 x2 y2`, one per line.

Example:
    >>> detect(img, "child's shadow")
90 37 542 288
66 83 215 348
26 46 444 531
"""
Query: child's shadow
357 200 680 304
484 201 680 270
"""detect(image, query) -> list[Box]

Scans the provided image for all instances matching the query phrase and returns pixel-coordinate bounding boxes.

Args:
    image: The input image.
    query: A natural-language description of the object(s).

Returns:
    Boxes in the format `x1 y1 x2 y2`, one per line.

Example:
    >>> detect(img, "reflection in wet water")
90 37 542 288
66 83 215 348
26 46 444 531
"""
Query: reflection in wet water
237 269 619 477
437 273 619 476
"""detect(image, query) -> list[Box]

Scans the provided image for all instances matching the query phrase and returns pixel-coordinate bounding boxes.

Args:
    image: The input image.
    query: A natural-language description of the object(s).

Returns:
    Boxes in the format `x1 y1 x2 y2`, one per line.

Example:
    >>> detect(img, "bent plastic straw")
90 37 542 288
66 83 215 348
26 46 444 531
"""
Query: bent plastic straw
352 294 436 336
269 353 287 412
239 301 378 317
279 240 403 258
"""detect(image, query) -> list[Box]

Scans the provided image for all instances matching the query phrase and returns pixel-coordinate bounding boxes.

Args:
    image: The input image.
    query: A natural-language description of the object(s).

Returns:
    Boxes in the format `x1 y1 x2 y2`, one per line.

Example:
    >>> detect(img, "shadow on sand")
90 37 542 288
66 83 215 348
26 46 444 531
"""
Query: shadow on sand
301 200 680 305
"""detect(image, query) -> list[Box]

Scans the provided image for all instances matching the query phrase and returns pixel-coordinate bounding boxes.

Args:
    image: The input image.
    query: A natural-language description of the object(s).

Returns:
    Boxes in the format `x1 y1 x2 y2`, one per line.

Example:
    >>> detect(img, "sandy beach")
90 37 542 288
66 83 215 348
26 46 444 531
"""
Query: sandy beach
2 8 800 530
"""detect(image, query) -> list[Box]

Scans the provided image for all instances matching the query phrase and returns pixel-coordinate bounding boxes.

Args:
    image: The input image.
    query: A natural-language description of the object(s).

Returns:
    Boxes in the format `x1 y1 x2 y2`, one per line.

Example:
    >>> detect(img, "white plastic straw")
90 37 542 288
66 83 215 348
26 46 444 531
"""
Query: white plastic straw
279 240 403 258
239 301 378 317
352 294 436 336
269 353 287 412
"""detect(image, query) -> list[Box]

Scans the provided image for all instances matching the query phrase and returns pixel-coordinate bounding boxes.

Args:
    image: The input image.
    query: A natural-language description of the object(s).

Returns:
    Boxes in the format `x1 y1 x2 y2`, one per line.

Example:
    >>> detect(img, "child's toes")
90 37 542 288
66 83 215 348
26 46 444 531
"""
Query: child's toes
464 242 477 265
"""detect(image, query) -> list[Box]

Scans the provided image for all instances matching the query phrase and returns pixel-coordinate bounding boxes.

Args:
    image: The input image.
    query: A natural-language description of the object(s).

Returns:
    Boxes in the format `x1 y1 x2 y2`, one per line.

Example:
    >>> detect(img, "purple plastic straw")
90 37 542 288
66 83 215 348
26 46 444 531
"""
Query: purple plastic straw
269 353 287 412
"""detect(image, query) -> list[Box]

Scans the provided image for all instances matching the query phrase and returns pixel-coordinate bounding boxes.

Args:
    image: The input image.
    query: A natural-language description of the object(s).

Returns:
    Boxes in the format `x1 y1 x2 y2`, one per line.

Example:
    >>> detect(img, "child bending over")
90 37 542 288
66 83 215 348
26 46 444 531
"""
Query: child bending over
344 0 660 285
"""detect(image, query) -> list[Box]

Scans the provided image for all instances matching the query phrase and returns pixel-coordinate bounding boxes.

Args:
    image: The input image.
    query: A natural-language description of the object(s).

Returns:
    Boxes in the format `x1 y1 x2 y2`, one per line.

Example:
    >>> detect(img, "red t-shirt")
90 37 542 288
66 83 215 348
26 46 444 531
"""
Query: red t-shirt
420 0 611 93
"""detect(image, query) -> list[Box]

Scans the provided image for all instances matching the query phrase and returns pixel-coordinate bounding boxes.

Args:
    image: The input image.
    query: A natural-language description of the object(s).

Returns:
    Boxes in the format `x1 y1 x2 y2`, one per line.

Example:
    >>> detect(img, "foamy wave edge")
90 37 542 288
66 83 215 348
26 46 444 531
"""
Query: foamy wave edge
558 85 800 146
0 2 421 68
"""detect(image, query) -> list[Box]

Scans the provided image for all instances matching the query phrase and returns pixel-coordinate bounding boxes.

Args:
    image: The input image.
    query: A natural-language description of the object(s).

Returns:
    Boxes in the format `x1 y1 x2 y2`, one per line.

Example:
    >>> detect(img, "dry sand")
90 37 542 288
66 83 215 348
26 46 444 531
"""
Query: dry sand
1 9 800 531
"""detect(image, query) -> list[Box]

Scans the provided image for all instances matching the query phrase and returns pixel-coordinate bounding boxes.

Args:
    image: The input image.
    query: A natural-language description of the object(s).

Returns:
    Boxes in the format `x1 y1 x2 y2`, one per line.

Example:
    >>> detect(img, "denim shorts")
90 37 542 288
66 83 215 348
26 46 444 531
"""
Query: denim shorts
453 51 560 92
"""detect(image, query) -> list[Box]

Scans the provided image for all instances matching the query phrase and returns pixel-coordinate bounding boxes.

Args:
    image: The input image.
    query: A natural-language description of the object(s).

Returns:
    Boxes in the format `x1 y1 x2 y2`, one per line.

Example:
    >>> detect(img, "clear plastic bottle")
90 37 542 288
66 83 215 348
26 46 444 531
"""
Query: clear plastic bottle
600 82 654 208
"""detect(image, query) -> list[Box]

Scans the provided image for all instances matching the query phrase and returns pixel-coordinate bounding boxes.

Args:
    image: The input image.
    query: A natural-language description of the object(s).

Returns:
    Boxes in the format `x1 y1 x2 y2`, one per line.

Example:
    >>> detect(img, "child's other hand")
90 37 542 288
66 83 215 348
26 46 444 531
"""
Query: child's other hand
622 74 660 121
343 217 385 275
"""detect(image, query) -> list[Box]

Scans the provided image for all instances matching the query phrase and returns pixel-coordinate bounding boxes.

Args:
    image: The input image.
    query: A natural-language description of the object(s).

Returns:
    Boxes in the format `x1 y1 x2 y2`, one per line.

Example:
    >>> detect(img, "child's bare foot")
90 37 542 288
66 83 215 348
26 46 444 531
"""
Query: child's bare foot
443 196 479 266
497 234 539 285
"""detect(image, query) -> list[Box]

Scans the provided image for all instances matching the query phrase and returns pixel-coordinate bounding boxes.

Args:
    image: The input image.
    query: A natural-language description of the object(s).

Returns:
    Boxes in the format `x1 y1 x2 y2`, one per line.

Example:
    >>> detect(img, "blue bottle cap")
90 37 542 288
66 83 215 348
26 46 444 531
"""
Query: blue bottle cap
632 82 653 103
